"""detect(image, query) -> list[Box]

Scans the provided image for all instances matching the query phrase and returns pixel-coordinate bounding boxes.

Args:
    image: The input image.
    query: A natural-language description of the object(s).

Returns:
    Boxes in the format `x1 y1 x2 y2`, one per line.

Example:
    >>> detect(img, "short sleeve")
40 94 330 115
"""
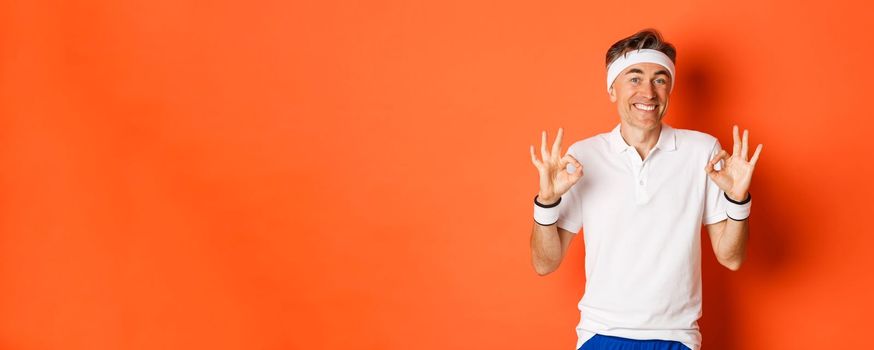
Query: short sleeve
555 147 584 233
703 140 728 225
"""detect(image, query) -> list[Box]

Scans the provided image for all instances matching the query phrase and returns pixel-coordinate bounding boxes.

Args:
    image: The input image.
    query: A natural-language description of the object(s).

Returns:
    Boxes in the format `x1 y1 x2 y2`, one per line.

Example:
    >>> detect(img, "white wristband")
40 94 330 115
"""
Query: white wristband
723 192 751 221
533 195 561 226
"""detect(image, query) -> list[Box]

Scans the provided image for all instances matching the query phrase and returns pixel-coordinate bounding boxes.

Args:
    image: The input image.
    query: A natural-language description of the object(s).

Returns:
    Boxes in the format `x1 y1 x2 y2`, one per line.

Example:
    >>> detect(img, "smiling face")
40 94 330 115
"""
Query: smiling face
608 62 672 132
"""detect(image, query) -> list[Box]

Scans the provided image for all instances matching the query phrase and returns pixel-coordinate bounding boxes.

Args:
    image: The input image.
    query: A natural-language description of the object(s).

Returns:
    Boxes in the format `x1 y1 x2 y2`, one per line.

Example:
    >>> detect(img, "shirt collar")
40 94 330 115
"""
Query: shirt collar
608 122 677 153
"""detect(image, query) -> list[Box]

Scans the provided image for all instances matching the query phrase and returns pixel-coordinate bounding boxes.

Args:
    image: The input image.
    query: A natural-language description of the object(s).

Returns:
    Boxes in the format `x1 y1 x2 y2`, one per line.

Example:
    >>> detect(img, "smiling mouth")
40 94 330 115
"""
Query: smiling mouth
633 103 658 112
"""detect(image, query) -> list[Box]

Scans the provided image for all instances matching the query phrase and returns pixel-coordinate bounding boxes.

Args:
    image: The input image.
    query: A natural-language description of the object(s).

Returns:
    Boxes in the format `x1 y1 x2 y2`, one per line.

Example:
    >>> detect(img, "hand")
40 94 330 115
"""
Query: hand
705 125 763 201
530 127 584 204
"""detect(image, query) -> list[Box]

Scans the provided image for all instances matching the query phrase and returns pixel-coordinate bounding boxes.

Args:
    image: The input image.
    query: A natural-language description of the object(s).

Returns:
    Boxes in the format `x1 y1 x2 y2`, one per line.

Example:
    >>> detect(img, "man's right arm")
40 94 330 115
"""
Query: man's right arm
530 207 576 276
528 127 582 276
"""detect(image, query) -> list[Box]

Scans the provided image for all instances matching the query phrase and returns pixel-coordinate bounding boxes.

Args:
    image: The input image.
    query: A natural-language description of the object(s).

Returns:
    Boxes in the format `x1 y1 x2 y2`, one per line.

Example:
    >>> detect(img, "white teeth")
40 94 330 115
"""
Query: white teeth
634 104 656 111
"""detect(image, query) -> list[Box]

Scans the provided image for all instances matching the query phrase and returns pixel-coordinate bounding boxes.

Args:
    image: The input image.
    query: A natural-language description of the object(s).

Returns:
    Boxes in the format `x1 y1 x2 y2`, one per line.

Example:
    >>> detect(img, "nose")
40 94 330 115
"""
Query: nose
639 82 655 100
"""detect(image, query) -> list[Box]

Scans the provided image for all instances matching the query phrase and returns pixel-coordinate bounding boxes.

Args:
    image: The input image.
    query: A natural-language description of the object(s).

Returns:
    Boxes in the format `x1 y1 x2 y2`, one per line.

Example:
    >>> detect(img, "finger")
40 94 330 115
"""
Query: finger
704 158 715 174
709 150 730 171
750 144 763 166
565 153 582 168
732 125 741 156
705 161 718 177
559 153 571 168
552 127 564 159
540 130 549 160
709 150 729 164
741 129 749 161
530 145 542 168
706 152 725 173
561 153 582 172
563 154 584 180
571 163 584 180
706 150 729 175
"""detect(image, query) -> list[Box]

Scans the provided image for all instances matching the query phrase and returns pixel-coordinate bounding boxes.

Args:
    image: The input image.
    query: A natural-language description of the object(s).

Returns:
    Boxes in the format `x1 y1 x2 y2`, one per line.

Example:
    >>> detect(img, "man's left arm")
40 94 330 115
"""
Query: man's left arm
704 125 762 271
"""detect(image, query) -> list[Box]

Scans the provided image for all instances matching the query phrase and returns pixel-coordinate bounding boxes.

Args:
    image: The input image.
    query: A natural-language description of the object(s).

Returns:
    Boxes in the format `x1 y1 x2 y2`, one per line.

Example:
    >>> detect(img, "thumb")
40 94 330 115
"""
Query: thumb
704 158 716 175
706 169 718 182
704 160 722 183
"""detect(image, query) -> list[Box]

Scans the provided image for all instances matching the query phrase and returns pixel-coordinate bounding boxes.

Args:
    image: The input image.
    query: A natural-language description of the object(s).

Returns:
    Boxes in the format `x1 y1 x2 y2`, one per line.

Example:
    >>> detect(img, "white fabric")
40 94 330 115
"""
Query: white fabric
723 194 752 220
533 201 560 225
606 49 675 93
555 123 727 350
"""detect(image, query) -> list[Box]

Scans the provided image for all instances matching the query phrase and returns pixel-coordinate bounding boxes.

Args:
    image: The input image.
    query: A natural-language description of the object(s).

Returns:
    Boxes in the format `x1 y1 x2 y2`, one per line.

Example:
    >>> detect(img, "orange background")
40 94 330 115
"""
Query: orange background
1 0 872 349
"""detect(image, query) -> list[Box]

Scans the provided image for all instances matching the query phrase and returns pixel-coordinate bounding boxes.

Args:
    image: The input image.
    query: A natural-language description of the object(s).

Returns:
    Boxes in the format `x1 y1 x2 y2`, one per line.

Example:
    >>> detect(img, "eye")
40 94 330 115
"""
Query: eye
655 78 667 85
630 77 640 83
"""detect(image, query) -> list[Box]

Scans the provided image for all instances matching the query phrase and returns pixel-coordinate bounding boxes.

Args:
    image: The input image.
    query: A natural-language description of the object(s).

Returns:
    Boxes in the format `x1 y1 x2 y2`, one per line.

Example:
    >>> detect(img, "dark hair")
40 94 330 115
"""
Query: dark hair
605 29 676 68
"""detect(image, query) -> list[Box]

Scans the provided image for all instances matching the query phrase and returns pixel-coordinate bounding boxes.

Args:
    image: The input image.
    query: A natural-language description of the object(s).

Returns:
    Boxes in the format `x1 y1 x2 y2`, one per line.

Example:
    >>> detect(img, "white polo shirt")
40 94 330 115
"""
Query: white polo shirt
555 122 727 350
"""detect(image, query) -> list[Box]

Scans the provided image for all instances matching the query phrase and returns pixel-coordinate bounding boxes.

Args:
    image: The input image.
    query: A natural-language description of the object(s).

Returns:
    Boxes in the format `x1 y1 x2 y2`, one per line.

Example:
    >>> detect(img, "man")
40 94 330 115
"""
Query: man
528 29 763 350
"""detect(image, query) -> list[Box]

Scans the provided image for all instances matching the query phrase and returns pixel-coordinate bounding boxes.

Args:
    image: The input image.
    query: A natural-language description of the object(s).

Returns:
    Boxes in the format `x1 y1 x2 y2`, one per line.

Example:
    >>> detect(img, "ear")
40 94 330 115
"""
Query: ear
608 86 617 103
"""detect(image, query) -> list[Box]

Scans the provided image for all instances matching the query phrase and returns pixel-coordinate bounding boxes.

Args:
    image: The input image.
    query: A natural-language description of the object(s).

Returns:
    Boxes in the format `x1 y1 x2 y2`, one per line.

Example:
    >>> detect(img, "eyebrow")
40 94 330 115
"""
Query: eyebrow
624 68 671 77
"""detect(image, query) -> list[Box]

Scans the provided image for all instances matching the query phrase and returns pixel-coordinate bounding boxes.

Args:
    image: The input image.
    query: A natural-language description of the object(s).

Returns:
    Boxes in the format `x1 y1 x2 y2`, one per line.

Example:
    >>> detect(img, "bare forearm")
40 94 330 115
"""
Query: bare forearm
530 222 561 275
715 218 750 270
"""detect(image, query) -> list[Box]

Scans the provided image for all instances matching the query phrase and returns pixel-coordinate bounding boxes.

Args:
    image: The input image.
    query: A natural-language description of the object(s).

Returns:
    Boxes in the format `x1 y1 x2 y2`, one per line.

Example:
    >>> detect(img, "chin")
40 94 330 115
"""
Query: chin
634 116 661 128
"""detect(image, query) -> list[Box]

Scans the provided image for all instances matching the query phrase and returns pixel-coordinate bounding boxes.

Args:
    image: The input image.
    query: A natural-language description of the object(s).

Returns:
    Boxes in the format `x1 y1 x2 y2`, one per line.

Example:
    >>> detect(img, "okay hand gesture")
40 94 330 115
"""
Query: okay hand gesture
530 127 584 205
705 125 763 201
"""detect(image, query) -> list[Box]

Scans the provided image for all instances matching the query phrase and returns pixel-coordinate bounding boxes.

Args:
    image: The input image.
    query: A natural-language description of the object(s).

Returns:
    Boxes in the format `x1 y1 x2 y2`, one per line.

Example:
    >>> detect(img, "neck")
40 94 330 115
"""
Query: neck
619 122 662 160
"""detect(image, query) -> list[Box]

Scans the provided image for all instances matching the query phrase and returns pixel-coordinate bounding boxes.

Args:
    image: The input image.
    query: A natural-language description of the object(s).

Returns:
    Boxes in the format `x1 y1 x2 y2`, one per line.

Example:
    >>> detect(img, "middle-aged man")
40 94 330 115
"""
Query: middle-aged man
528 29 763 350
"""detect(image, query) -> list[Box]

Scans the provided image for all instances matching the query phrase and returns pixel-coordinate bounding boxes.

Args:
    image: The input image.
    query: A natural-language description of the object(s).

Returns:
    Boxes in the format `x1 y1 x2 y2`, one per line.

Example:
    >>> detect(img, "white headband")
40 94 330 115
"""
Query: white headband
606 49 675 93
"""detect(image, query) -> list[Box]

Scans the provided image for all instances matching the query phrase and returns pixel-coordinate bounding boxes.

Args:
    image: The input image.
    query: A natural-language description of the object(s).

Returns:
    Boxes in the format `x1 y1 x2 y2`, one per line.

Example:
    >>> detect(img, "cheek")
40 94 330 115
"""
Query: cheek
617 88 633 102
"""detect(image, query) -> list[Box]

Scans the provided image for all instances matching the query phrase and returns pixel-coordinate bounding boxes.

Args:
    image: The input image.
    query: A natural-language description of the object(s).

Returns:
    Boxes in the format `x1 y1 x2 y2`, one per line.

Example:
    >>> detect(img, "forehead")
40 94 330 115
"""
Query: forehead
620 62 672 76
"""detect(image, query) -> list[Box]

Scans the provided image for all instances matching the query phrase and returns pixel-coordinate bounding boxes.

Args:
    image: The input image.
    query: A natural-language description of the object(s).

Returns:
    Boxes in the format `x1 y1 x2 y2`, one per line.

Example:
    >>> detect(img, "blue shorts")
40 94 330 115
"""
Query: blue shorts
578 334 691 350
